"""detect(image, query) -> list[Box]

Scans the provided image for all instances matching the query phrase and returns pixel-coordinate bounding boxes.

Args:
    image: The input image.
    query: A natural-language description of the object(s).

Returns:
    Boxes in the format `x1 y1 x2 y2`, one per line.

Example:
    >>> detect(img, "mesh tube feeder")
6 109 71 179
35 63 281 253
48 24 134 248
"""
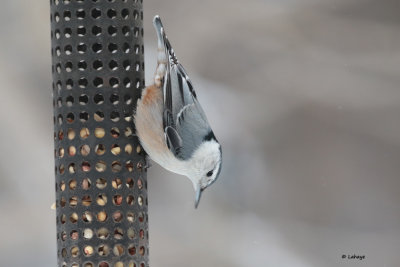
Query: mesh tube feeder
50 0 148 266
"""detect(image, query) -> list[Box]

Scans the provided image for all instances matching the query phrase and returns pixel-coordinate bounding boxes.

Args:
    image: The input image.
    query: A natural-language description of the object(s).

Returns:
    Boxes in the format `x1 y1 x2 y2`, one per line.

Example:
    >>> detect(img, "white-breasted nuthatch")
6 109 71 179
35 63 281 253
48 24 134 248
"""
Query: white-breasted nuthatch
134 15 222 208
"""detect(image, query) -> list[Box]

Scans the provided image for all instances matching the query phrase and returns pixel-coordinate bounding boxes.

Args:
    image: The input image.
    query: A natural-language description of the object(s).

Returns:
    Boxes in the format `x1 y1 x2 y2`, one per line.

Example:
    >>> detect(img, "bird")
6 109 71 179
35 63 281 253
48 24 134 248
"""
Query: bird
134 15 222 208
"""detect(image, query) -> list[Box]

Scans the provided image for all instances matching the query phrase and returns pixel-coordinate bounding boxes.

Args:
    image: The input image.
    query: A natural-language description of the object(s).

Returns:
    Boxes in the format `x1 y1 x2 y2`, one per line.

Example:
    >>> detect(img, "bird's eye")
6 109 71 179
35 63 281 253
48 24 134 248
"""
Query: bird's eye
206 170 213 177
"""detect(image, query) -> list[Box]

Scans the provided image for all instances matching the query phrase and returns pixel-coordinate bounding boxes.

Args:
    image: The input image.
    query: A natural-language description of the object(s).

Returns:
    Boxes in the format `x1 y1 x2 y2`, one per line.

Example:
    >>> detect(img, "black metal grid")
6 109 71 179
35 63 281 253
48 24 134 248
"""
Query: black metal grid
50 0 148 266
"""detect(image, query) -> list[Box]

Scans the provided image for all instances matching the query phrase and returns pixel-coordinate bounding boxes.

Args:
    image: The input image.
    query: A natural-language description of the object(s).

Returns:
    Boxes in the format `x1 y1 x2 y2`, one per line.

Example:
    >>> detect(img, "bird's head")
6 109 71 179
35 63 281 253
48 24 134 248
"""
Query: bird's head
185 136 222 208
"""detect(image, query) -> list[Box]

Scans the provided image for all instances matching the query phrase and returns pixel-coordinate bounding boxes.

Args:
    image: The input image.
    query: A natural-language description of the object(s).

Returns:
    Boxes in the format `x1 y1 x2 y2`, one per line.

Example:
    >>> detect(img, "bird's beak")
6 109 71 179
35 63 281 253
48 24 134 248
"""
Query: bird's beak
194 186 203 209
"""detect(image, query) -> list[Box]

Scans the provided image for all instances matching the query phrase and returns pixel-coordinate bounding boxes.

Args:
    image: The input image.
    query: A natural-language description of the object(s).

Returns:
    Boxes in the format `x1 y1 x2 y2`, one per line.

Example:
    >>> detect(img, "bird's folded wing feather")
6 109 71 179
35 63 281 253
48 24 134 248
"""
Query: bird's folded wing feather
175 101 211 160
157 18 207 159
163 64 209 160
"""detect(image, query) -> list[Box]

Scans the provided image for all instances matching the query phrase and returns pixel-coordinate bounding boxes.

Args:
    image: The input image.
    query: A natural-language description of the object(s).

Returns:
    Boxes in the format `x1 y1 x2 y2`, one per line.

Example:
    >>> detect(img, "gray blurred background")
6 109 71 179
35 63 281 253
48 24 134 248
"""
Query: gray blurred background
1 0 400 266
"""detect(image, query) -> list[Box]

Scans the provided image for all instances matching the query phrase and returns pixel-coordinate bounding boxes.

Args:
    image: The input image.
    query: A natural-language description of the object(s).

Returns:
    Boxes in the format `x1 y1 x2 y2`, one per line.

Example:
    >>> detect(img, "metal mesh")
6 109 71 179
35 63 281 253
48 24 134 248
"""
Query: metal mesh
50 0 148 266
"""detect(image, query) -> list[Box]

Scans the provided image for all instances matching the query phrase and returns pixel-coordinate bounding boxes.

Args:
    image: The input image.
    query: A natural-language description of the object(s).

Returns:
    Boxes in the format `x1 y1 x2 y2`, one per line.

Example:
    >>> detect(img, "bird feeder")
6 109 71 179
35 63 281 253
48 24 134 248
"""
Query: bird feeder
50 0 149 266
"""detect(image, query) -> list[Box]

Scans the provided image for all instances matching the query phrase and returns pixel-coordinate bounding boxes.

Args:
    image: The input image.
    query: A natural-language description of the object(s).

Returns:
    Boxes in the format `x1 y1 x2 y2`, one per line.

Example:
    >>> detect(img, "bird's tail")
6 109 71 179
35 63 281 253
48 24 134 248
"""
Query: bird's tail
153 15 165 52
153 15 178 63
153 15 177 87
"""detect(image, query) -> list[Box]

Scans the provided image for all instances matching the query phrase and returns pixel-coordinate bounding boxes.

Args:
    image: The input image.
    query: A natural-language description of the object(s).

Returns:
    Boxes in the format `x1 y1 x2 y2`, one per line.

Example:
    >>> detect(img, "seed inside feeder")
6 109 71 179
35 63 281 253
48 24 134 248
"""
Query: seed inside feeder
125 161 133 172
110 111 120 122
128 245 136 255
111 144 121 155
124 127 133 137
60 181 66 191
114 262 124 267
81 161 91 172
82 195 92 206
82 178 91 190
112 178 122 189
95 127 105 138
97 227 109 239
126 178 134 188
61 248 67 257
97 211 107 222
112 211 123 222
138 195 143 206
84 245 94 256
113 195 122 205
79 111 89 122
71 246 79 257
70 212 78 223
96 194 107 206
112 161 122 172
69 179 77 190
60 214 66 224
58 130 64 140
67 128 75 140
94 110 104 122
68 146 76 156
125 144 132 154
139 229 145 239
124 112 132 122
96 178 107 189
138 212 144 222
98 244 110 256
96 161 107 172
80 127 90 139
127 227 135 239
82 211 93 222
70 230 78 240
68 163 76 174
60 197 66 207
126 212 135 223
80 144 90 156
95 144 106 155
111 127 120 138
83 228 93 239
137 179 143 189
114 227 124 239
59 147 64 158
139 246 145 256
69 196 78 207
113 244 124 256
61 231 67 241
126 195 134 205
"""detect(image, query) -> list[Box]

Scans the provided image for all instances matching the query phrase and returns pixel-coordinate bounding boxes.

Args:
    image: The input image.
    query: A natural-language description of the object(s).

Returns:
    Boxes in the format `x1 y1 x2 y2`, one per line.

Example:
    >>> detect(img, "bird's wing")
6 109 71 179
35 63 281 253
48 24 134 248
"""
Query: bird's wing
165 63 197 122
154 16 205 159
162 48 198 160
174 100 212 160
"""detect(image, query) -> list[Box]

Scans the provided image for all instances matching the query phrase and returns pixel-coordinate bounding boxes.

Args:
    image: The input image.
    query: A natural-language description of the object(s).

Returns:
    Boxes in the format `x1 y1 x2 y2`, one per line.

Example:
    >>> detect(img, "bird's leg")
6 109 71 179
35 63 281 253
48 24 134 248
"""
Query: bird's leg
145 155 153 170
